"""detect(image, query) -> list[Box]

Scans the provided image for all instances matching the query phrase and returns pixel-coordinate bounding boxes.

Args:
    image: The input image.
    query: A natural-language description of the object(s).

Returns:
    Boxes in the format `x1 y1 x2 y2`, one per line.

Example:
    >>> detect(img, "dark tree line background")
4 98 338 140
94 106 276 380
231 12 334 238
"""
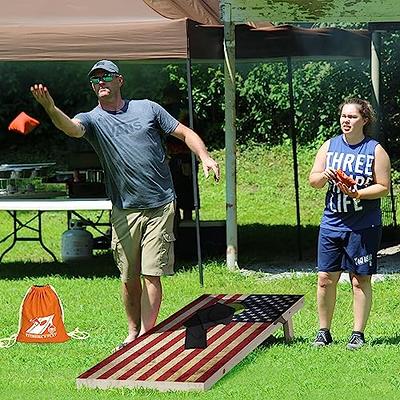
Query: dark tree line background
1 31 400 175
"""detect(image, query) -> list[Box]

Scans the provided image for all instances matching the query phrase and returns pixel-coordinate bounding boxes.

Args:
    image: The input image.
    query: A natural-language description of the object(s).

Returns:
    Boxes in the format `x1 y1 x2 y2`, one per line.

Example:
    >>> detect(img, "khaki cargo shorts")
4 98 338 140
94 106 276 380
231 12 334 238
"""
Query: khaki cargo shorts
111 201 176 281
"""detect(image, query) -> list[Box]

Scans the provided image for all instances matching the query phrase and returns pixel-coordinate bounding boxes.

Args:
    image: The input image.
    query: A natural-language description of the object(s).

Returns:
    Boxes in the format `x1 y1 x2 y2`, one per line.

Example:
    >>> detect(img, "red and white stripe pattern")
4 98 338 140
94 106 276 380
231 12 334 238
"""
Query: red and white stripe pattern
77 294 304 391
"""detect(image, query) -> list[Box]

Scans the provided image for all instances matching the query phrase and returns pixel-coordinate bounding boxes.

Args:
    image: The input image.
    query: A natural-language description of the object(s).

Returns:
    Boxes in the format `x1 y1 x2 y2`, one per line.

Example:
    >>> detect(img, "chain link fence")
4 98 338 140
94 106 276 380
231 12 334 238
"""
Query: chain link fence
382 194 397 227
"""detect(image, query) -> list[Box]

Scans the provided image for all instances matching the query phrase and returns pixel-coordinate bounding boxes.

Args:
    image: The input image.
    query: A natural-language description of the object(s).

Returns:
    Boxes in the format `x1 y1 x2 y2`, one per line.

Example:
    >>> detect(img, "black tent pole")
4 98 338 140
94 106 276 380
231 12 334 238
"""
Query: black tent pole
185 55 203 287
287 56 302 260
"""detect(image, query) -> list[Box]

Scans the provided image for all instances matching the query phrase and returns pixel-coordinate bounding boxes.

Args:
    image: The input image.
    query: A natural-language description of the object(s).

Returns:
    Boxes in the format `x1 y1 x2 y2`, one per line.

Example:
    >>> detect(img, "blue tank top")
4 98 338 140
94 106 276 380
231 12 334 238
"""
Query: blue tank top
320 134 381 231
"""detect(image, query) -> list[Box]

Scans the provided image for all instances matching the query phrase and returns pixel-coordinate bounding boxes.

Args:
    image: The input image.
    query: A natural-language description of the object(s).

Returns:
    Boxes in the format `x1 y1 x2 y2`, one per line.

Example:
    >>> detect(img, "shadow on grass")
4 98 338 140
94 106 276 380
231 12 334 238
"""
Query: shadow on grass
174 223 321 264
1 223 398 279
259 335 309 348
0 252 119 280
370 336 400 345
0 252 220 280
238 224 399 265
238 224 319 264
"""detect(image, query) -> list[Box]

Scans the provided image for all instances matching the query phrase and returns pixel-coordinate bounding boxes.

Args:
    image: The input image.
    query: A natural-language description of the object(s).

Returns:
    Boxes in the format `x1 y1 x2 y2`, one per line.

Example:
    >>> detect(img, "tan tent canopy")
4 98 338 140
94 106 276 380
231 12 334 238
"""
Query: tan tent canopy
0 0 222 60
0 0 369 61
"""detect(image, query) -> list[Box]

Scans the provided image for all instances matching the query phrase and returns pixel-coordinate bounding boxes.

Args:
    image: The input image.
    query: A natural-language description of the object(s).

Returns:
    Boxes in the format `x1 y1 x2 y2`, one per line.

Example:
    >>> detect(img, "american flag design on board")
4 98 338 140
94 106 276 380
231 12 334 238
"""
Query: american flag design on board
77 293 304 392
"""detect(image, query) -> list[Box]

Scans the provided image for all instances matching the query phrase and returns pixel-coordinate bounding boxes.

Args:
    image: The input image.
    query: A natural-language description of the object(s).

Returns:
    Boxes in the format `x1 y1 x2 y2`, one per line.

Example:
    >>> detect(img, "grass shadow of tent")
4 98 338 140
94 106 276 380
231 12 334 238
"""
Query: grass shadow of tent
0 253 118 280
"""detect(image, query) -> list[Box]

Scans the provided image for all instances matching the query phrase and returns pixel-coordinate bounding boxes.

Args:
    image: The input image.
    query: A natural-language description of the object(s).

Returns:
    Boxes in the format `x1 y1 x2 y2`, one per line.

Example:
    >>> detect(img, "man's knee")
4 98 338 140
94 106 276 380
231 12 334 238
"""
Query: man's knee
123 274 142 294
143 275 161 288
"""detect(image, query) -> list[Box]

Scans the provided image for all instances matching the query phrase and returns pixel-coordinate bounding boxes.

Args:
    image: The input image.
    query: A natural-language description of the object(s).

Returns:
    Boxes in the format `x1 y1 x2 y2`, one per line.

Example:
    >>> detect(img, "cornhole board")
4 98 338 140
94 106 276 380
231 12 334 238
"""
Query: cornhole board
77 293 304 392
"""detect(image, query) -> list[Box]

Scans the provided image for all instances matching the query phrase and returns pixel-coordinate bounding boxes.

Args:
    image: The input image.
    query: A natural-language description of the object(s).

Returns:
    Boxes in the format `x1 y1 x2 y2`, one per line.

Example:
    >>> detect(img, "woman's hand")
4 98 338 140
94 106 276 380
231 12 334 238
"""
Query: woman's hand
337 181 359 198
321 167 337 183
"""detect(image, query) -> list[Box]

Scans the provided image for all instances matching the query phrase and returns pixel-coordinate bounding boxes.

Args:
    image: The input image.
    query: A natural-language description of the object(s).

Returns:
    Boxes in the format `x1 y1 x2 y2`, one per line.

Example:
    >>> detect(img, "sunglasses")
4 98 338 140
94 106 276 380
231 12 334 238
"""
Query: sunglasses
89 73 118 84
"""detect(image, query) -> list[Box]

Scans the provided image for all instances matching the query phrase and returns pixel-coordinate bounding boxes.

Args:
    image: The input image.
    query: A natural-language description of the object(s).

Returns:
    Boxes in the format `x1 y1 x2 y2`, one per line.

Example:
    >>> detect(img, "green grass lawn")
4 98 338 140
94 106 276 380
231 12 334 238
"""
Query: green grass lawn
1 264 400 400
1 145 400 399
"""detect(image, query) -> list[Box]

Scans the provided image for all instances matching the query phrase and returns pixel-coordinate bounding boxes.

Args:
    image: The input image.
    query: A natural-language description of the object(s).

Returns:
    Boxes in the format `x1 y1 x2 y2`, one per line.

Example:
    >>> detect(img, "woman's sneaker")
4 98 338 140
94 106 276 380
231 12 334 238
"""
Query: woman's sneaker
313 329 333 347
347 331 365 350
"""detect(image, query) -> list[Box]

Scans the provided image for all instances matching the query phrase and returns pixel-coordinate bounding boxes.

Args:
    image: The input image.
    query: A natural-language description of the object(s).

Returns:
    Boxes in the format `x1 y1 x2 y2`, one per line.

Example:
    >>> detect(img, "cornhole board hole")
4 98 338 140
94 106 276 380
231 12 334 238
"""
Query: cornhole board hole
77 293 304 392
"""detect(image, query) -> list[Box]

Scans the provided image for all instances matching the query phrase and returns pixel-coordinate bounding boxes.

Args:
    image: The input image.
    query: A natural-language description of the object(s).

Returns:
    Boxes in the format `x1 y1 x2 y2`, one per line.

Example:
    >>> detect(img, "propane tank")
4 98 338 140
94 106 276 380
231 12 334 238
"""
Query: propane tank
61 220 93 263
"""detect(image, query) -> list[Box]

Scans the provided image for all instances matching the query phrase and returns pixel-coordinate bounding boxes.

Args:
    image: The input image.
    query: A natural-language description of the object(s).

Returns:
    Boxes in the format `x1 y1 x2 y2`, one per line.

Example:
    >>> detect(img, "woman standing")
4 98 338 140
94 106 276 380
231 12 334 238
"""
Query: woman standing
309 98 391 349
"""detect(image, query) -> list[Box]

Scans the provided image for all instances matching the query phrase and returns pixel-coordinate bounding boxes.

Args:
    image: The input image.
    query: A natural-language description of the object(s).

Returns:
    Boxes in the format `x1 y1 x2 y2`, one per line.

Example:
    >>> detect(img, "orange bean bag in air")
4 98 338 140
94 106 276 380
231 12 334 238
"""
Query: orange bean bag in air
8 112 40 135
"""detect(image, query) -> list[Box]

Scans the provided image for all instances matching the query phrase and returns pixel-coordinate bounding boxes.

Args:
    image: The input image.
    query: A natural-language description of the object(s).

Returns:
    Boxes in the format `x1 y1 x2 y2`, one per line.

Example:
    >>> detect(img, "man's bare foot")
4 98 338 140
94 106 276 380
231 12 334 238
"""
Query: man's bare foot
113 332 139 353
124 333 138 343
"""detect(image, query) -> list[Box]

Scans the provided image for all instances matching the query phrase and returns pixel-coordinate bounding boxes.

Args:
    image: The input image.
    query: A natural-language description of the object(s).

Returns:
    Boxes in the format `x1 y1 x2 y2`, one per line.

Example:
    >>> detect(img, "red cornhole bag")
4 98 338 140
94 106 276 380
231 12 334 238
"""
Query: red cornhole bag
8 112 40 135
336 169 356 187
16 285 70 343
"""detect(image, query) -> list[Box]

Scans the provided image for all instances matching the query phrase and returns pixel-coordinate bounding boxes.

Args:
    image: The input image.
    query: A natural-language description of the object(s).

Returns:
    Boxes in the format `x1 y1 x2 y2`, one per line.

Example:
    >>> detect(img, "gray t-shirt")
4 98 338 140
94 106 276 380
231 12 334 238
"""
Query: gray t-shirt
75 99 179 209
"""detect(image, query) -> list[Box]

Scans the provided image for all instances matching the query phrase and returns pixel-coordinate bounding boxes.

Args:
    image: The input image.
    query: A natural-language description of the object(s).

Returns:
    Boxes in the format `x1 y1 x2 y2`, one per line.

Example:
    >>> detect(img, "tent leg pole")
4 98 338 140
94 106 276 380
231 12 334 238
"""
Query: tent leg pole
186 56 203 286
224 17 238 270
287 57 302 261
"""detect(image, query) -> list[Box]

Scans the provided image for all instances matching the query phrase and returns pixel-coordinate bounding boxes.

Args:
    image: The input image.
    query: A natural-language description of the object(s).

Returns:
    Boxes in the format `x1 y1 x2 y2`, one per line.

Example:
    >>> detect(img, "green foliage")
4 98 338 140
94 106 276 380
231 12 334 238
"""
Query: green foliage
237 62 289 146
164 58 371 150
292 60 370 141
165 64 226 148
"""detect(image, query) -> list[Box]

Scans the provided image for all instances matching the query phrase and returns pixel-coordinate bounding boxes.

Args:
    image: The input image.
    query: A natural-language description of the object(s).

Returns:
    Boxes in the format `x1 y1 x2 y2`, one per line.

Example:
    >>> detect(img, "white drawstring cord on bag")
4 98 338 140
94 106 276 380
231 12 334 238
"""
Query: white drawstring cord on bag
68 328 90 340
0 334 17 349
0 329 89 348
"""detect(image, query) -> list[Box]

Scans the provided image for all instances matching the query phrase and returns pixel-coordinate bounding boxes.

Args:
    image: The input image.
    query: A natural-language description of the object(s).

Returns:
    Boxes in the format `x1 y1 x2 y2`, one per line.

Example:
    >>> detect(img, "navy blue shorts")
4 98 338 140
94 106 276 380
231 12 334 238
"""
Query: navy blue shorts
317 226 382 275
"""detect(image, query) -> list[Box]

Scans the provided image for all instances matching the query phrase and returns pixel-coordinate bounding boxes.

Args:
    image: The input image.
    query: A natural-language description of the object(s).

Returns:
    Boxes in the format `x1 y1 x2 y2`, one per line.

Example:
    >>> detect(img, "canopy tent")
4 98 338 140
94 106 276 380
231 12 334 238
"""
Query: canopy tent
144 0 220 24
0 0 376 272
192 23 370 262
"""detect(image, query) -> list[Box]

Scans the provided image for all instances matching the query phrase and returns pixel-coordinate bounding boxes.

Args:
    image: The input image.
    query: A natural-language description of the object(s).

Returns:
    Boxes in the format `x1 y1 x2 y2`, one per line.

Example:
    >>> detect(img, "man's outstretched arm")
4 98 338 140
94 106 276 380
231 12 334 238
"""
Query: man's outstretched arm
171 123 220 182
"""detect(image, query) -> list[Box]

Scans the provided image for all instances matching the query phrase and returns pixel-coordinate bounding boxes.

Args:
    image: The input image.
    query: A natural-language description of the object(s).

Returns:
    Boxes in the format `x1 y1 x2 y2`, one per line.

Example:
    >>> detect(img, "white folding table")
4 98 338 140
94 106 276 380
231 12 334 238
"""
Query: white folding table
0 198 112 262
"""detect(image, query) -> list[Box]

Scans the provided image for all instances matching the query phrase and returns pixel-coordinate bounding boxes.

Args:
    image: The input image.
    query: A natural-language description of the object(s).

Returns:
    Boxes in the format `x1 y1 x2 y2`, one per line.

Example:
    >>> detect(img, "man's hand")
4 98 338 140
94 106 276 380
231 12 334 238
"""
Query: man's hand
201 156 220 182
30 84 55 111
29 84 84 138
